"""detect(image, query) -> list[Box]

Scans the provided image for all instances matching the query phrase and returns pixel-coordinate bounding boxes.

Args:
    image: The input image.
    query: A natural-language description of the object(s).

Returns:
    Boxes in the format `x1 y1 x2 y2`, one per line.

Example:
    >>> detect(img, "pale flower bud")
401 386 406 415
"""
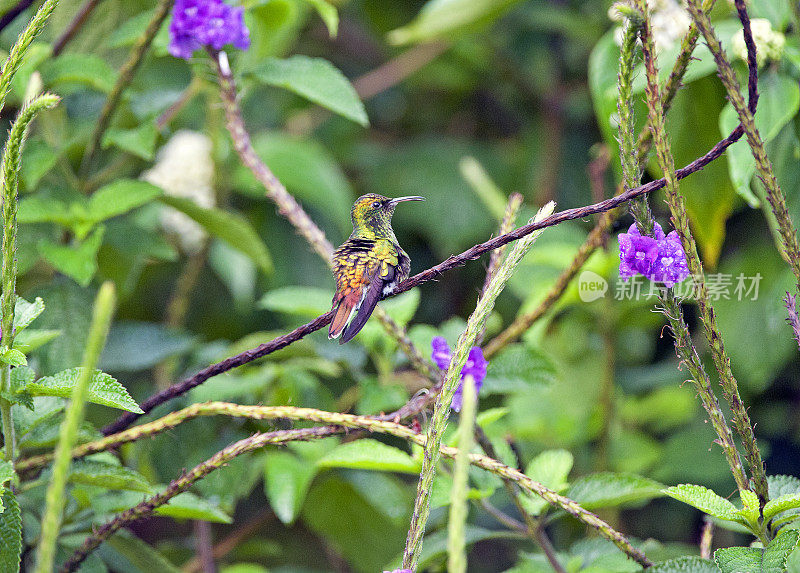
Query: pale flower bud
141 130 215 255
732 18 785 67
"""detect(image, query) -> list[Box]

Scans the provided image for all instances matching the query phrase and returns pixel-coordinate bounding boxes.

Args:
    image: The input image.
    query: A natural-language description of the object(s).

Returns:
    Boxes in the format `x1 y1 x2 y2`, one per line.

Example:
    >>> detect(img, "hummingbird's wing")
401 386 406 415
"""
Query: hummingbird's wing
339 263 397 343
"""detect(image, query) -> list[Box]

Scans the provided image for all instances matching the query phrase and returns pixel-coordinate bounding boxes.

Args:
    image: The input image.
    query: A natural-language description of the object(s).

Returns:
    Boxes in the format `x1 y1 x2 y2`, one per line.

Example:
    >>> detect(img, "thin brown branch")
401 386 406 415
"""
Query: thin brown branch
182 510 273 573
103 116 751 436
52 0 101 56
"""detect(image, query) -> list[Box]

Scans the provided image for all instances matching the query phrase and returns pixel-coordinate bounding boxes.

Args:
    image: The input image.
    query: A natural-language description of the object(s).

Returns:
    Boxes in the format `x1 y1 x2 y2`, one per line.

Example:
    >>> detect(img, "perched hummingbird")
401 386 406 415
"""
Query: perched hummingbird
329 193 424 343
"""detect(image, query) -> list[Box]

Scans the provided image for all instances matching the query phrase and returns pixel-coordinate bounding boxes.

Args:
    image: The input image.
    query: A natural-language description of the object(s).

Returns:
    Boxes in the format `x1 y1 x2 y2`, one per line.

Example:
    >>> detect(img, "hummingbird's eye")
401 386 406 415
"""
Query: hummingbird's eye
371 201 381 208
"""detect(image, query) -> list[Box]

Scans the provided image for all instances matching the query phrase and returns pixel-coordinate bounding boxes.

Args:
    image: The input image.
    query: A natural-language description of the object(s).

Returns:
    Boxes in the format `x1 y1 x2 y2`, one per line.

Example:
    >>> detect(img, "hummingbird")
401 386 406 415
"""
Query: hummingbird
329 193 424 343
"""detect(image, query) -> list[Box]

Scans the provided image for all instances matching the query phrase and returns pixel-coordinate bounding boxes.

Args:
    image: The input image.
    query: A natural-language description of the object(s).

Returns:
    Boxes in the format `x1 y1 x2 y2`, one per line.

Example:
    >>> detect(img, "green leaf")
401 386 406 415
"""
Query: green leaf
13 296 45 332
100 321 194 372
234 132 353 233
0 490 21 573
302 0 338 36
68 460 152 492
387 0 524 45
565 472 664 510
26 368 144 413
38 226 105 287
0 349 26 367
769 475 800 499
715 530 800 573
20 138 58 189
88 180 162 223
719 71 800 206
258 286 334 317
250 55 368 126
40 53 117 93
663 484 740 521
0 461 14 511
317 439 420 474
158 196 272 273
154 491 232 523
765 493 800 522
643 556 721 572
482 344 558 394
102 123 159 160
104 533 181 573
13 328 61 354
520 449 573 515
18 196 74 226
264 451 318 525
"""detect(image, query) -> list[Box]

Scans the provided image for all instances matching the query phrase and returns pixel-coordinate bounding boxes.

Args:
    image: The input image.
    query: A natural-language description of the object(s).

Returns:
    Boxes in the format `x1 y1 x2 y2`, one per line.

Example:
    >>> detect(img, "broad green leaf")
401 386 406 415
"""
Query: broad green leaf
158 196 272 273
234 132 353 233
250 55 368 126
264 451 317 525
303 475 407 572
0 491 21 572
642 556 721 572
520 449 573 515
0 349 26 367
317 439 420 474
40 53 117 93
100 321 194 372
482 344 558 394
736 489 761 528
13 329 61 354
88 180 162 222
715 530 800 573
302 0 338 36
765 493 800 522
20 138 59 189
387 0 524 45
38 226 105 286
18 196 73 226
102 123 159 160
565 472 664 510
719 71 800 206
26 368 144 413
104 533 181 573
258 286 333 317
13 296 45 332
68 460 151 492
770 475 800 498
663 484 740 521
0 461 13 511
154 491 232 523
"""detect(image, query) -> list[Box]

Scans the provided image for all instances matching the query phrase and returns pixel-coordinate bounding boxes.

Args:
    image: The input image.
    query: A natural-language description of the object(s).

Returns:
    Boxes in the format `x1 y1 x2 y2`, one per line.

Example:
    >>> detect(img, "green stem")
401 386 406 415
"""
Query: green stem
636 0 766 506
0 366 12 460
34 282 117 573
402 201 556 570
60 401 650 571
80 0 174 173
686 0 800 291
448 375 477 573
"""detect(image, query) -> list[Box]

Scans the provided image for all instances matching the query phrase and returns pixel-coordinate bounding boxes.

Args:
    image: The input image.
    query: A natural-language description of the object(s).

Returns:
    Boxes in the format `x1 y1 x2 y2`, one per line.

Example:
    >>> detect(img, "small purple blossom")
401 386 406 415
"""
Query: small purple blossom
169 0 250 60
430 336 488 412
618 222 689 287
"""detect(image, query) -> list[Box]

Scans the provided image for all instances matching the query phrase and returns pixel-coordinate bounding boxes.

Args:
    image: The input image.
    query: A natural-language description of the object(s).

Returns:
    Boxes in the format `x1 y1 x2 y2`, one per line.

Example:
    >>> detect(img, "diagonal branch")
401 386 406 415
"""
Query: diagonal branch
103 115 755 436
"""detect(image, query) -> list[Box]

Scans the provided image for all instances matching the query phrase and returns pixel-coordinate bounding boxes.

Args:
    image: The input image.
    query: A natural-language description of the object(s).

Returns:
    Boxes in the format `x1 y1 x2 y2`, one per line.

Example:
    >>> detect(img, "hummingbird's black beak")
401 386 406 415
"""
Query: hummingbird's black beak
389 196 425 206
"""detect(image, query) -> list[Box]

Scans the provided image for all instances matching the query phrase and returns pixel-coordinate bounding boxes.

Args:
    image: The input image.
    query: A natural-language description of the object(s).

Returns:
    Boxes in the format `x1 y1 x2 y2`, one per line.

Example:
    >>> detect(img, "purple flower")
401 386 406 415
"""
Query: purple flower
618 223 689 287
430 336 488 412
169 0 250 60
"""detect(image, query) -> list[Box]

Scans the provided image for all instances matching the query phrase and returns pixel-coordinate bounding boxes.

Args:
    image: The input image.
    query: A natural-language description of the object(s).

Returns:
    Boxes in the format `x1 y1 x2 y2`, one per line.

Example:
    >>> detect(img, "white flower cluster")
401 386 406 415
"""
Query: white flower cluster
142 130 215 254
732 18 785 67
610 0 691 54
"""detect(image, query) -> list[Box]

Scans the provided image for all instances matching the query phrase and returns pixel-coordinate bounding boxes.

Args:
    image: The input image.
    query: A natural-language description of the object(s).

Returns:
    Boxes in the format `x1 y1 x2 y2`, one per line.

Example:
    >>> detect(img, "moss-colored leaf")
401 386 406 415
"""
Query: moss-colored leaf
317 439 420 474
26 367 144 413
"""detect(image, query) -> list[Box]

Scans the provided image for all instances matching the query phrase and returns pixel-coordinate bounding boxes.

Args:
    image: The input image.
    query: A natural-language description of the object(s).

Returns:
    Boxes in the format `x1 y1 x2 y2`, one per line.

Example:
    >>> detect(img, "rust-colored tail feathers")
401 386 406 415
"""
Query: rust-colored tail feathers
328 267 392 343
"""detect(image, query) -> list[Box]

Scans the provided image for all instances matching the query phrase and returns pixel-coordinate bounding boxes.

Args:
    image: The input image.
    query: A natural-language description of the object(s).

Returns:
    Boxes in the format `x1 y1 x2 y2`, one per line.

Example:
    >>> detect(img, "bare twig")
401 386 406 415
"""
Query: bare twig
52 0 101 56
0 0 36 33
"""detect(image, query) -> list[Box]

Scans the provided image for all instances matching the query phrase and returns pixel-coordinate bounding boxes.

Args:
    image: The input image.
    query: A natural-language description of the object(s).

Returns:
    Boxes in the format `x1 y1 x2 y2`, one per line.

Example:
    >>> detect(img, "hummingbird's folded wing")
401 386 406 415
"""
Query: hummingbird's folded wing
339 263 395 343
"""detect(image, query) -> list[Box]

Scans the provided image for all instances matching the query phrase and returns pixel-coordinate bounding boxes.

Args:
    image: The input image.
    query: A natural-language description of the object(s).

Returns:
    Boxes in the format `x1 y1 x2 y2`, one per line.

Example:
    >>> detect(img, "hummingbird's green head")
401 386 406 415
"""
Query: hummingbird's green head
350 193 424 238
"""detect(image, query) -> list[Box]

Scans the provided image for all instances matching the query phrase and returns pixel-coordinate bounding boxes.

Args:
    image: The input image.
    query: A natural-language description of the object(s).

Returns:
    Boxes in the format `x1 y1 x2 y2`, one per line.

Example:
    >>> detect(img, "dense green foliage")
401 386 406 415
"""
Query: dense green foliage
0 0 799 571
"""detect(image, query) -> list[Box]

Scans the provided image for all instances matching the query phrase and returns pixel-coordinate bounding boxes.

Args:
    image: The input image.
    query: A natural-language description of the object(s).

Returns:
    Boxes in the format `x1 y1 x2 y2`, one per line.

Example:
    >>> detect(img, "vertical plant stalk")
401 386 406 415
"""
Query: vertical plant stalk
210 49 436 381
402 201 556 570
636 0 768 507
447 375 477 573
35 281 117 573
483 0 718 359
0 93 60 462
81 0 174 173
686 0 800 290
785 293 800 350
